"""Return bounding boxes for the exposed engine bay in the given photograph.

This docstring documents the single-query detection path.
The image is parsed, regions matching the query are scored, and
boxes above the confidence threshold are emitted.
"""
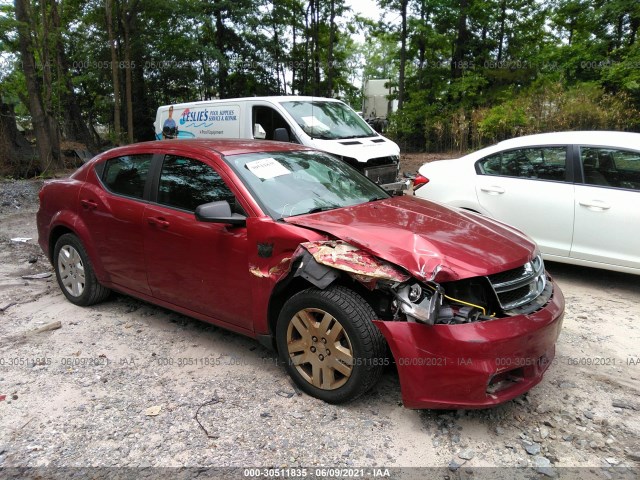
[294,240,553,325]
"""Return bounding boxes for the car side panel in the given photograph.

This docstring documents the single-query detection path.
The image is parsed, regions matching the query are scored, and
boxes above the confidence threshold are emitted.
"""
[246,217,327,335]
[78,178,151,295]
[415,160,481,210]
[37,180,82,259]
[475,177,575,257]
[143,202,253,328]
[572,184,640,269]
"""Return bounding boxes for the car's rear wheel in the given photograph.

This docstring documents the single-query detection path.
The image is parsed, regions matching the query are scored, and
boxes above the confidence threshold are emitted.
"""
[276,286,386,403]
[53,233,110,306]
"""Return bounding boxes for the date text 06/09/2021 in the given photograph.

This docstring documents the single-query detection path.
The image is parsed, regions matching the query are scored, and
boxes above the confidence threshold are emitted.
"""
[243,468,391,478]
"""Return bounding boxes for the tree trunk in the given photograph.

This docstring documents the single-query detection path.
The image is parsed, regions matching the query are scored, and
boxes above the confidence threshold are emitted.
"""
[327,0,336,97]
[417,0,427,83]
[398,0,408,109]
[14,0,60,172]
[314,0,321,95]
[303,3,310,93]
[0,103,19,170]
[628,13,638,46]
[123,12,134,143]
[50,0,97,152]
[497,0,506,62]
[271,8,284,95]
[451,0,470,79]
[291,22,297,94]
[106,0,122,145]
[310,0,321,96]
[214,8,228,98]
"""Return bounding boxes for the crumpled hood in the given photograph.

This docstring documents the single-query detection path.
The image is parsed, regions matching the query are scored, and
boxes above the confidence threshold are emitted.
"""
[285,196,537,282]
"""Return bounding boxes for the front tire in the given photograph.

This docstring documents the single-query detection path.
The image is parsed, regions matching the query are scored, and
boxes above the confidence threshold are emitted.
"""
[276,286,386,404]
[53,233,110,306]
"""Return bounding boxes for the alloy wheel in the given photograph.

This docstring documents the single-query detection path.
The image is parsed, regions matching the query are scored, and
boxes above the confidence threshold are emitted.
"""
[57,245,86,297]
[286,308,354,390]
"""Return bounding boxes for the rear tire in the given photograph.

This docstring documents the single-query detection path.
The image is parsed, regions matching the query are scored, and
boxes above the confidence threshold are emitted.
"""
[53,233,110,306]
[276,285,386,403]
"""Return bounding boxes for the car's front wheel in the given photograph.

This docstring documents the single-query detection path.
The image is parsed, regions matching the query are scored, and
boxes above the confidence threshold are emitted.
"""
[276,286,386,403]
[53,233,110,306]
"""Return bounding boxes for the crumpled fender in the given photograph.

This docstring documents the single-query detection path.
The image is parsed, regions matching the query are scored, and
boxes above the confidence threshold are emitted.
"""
[300,240,410,285]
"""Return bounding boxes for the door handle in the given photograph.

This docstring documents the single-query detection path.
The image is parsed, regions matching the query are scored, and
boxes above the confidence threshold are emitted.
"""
[480,186,505,195]
[80,199,98,210]
[147,216,170,228]
[579,200,611,211]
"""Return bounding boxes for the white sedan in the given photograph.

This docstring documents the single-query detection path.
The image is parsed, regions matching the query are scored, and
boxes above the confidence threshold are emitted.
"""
[413,131,640,275]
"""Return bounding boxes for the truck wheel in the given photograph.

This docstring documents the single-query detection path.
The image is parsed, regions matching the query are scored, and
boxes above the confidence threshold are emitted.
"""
[276,286,386,403]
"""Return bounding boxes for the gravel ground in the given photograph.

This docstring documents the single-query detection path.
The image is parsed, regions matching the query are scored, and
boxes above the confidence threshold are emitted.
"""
[0,178,639,479]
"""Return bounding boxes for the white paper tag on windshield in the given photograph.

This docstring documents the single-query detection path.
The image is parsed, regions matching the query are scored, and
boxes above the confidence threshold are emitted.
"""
[301,116,330,131]
[246,158,290,179]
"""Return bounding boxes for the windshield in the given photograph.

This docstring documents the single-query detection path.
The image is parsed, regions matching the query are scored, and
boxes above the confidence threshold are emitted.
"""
[226,150,389,219]
[281,101,376,140]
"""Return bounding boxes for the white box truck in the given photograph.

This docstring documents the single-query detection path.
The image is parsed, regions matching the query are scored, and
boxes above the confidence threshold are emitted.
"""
[154,96,406,192]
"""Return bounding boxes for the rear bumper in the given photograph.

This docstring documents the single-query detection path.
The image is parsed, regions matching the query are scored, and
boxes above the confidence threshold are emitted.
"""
[374,280,565,409]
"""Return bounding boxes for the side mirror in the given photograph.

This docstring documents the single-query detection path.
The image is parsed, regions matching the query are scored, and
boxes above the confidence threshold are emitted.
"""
[195,200,246,227]
[253,123,266,140]
[274,128,290,142]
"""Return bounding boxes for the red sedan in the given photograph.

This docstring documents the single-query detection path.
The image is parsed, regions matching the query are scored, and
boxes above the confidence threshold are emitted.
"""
[37,139,564,409]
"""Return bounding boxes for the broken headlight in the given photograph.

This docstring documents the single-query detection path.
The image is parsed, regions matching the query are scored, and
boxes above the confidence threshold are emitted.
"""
[392,280,494,325]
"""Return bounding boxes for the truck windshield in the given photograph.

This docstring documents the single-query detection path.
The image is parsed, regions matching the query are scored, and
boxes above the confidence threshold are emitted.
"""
[281,101,376,140]
[226,150,389,219]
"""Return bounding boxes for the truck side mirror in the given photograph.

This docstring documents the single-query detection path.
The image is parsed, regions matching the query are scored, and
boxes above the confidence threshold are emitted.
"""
[274,128,290,142]
[253,124,266,140]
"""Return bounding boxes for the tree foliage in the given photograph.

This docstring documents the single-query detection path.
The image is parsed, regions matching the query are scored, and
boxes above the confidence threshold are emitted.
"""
[376,0,640,151]
[1,0,640,176]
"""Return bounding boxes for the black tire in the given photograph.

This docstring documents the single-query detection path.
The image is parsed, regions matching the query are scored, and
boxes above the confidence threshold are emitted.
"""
[276,285,386,404]
[53,233,110,306]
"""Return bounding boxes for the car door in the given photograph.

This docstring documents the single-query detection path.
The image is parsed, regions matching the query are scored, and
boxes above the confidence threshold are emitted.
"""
[79,153,153,295]
[474,146,575,257]
[572,146,640,270]
[143,153,252,329]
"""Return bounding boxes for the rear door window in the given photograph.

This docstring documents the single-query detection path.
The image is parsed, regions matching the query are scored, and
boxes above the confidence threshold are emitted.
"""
[102,155,152,199]
[477,147,567,181]
[580,147,640,190]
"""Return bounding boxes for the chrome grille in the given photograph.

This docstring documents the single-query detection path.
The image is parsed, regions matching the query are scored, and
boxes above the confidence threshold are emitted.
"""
[487,255,547,311]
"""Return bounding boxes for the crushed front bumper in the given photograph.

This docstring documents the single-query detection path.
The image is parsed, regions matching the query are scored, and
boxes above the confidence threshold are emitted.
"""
[374,279,565,409]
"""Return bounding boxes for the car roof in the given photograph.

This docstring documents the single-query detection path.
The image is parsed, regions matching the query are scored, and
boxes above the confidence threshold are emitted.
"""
[455,130,640,162]
[97,139,313,159]
[495,131,640,149]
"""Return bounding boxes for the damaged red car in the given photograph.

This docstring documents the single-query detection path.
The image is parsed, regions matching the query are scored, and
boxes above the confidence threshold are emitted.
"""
[37,139,564,409]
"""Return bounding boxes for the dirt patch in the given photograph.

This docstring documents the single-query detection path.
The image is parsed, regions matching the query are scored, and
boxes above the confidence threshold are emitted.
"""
[400,152,461,176]
[0,179,638,476]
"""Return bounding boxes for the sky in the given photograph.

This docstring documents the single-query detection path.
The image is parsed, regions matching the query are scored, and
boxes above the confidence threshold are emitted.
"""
[347,0,384,22]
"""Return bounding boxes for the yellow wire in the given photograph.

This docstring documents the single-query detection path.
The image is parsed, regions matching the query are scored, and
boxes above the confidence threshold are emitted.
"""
[423,283,487,316]
[442,294,487,316]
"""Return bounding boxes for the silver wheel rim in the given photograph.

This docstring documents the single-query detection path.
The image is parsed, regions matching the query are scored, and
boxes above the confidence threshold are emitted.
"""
[57,245,86,297]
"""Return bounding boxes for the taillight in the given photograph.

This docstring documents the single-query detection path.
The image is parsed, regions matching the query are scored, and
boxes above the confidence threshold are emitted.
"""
[412,174,430,190]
